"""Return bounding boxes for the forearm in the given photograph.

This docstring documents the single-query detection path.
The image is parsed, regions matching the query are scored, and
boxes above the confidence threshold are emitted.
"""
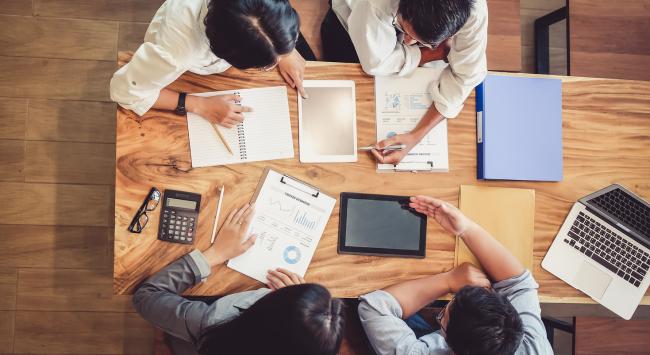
[383,273,451,319]
[460,223,525,282]
[410,105,445,141]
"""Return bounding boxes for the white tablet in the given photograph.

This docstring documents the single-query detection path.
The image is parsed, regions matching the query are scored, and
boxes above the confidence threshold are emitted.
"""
[298,80,357,163]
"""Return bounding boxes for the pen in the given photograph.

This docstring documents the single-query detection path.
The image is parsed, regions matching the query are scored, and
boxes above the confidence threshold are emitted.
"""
[358,144,406,152]
[210,185,225,244]
[211,124,234,155]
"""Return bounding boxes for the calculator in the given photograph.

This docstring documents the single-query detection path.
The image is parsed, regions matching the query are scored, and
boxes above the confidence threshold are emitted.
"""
[157,189,201,245]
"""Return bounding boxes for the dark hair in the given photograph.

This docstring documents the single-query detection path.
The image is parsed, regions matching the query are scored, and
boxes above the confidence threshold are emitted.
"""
[198,284,345,355]
[204,0,300,69]
[445,286,523,355]
[397,0,474,47]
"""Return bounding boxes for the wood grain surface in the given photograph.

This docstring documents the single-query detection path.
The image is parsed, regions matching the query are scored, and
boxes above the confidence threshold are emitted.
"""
[569,0,650,80]
[575,317,650,354]
[114,52,650,304]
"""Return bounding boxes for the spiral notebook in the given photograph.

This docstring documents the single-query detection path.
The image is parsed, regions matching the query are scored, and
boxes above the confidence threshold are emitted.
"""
[187,86,294,167]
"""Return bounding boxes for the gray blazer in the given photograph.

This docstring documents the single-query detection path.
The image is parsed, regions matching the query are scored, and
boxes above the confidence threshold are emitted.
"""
[133,250,271,354]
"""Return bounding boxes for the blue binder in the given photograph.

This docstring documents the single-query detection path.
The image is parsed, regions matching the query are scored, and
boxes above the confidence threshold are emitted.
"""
[476,75,563,181]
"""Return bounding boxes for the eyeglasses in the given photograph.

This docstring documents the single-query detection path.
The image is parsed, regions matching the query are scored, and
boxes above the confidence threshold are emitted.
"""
[392,14,435,49]
[128,187,161,233]
[435,300,450,334]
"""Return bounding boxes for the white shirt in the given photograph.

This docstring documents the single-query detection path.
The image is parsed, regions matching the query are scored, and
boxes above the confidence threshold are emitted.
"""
[110,0,230,116]
[332,0,488,118]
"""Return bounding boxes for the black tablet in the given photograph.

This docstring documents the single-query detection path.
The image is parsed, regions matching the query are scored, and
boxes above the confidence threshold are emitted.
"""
[338,192,427,258]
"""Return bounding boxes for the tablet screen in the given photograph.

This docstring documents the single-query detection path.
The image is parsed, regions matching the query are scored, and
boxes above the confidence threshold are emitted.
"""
[301,86,355,156]
[339,193,426,257]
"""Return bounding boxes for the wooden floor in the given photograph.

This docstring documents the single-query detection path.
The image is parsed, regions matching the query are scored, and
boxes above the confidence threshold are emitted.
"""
[0,0,583,353]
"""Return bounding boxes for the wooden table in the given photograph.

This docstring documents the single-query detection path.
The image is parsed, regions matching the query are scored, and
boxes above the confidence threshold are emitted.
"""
[114,53,650,304]
[569,0,650,81]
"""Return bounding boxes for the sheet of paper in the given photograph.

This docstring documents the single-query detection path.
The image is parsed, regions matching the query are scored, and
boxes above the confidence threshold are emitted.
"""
[375,67,449,172]
[455,185,535,271]
[227,170,336,283]
[187,86,294,167]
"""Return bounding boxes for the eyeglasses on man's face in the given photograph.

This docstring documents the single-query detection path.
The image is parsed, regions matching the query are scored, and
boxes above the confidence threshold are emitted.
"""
[392,14,436,49]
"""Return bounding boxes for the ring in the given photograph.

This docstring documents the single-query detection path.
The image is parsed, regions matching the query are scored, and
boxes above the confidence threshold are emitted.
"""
[237,221,242,225]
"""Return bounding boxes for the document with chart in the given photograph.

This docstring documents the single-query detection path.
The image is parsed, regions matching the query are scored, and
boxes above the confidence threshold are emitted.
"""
[227,168,336,283]
[375,67,449,172]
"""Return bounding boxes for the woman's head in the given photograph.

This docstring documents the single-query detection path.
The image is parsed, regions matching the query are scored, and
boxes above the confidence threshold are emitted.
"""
[442,286,523,355]
[198,284,345,355]
[204,0,300,69]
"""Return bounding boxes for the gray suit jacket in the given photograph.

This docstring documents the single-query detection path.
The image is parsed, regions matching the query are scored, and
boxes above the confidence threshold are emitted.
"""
[133,250,271,354]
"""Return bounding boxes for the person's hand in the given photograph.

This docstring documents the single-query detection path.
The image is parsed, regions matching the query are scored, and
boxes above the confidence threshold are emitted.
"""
[419,38,452,65]
[409,195,474,236]
[370,133,420,164]
[444,262,491,293]
[202,203,256,267]
[277,49,307,98]
[186,94,253,128]
[266,268,306,290]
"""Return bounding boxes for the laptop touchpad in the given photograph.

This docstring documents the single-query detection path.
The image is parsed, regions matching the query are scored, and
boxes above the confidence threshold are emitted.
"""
[573,261,612,299]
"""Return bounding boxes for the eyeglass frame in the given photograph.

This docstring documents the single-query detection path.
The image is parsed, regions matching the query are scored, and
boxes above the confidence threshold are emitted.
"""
[391,14,436,49]
[128,187,161,233]
[435,299,451,334]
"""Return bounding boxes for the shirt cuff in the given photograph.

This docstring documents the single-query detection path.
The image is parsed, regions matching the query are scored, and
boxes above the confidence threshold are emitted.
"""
[185,249,212,283]
[359,290,403,318]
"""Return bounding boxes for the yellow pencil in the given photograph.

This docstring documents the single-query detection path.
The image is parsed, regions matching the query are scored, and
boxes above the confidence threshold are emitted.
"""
[211,124,234,155]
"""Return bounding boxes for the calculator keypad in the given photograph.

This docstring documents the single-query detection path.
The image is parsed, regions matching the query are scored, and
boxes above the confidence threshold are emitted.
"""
[159,209,196,244]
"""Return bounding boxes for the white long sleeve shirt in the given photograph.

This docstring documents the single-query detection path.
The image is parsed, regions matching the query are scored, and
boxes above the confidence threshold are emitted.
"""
[332,0,488,118]
[110,0,230,116]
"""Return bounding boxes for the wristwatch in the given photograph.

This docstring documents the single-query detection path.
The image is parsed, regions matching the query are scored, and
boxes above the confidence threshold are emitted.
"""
[174,92,187,115]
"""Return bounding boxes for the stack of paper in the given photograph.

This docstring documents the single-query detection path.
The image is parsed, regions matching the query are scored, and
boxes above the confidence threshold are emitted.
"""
[455,185,535,271]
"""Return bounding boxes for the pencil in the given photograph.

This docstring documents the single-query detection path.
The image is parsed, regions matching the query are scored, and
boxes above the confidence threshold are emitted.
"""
[210,185,225,244]
[211,124,234,155]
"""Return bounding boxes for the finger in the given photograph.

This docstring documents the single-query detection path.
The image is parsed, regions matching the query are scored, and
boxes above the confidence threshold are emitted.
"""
[232,203,249,224]
[280,70,295,88]
[227,113,245,122]
[224,207,238,225]
[239,105,253,113]
[269,269,293,285]
[240,234,257,251]
[266,273,286,289]
[370,149,386,163]
[220,94,240,102]
[376,136,399,149]
[266,283,277,291]
[277,268,302,284]
[379,151,400,164]
[231,104,253,113]
[414,195,445,208]
[224,119,240,127]
[294,78,308,99]
[298,275,306,283]
[241,204,256,229]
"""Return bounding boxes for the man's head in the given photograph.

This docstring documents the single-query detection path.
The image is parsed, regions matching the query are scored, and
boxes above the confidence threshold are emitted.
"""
[441,286,524,355]
[397,0,474,48]
[204,0,299,69]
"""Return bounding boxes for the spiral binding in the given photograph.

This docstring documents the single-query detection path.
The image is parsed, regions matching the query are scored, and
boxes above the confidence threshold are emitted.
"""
[234,91,247,160]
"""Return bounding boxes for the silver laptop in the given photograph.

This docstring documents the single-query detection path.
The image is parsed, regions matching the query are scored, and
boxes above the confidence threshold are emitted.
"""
[542,184,650,319]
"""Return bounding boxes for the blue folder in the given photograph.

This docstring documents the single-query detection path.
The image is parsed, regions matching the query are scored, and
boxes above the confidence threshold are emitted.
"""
[476,74,563,181]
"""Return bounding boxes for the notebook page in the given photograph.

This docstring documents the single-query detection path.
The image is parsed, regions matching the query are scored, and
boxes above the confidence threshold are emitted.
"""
[186,87,294,167]
[234,87,294,162]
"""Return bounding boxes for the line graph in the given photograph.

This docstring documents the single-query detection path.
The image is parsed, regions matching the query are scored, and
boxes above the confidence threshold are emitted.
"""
[267,197,296,215]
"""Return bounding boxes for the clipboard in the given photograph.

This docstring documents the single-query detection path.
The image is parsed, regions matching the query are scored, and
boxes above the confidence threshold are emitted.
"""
[228,167,336,283]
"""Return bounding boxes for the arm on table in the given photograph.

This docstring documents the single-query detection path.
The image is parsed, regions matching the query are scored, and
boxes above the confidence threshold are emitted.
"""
[410,196,524,282]
[132,204,257,342]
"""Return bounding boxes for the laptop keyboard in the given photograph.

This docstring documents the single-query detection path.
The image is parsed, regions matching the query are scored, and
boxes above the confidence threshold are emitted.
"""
[564,211,649,287]
[590,188,650,238]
